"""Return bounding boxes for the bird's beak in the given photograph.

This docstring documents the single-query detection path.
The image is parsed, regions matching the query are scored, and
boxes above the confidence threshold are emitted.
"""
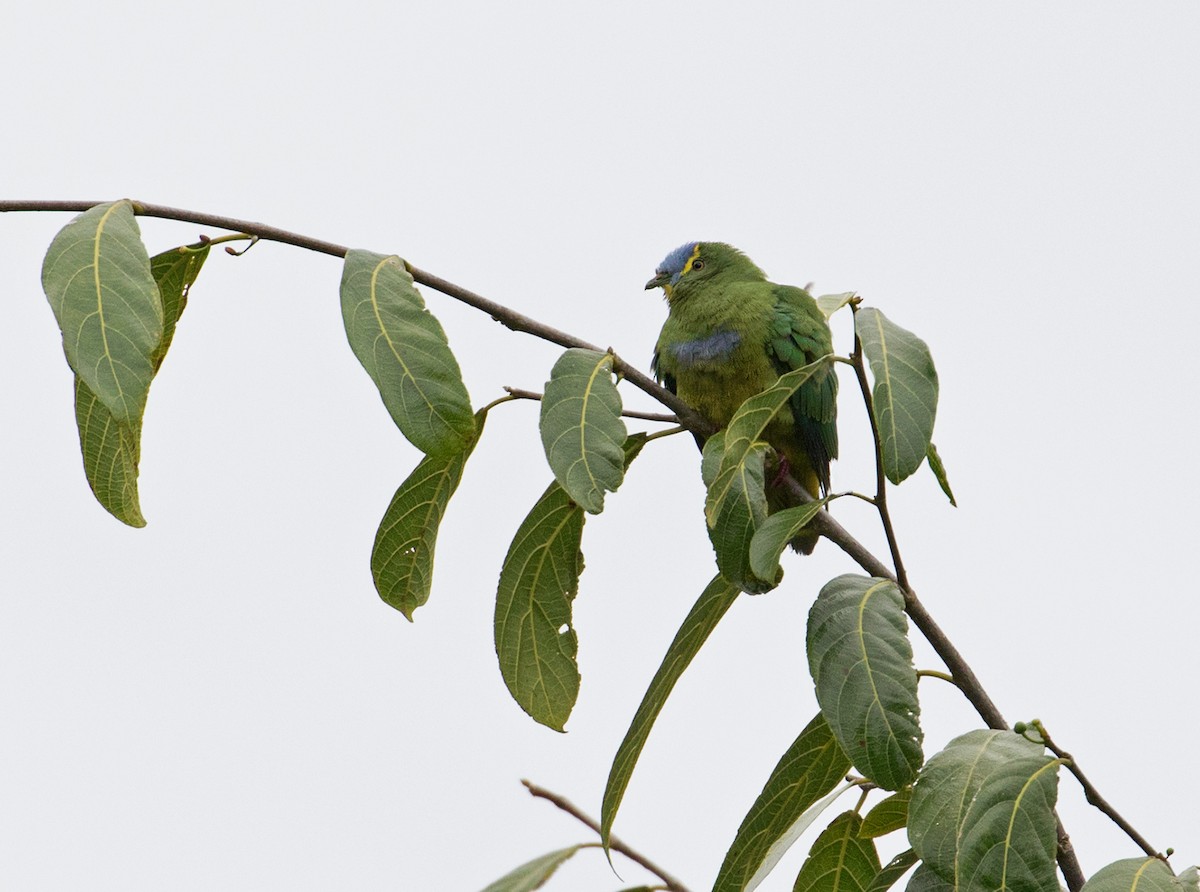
[645,273,669,290]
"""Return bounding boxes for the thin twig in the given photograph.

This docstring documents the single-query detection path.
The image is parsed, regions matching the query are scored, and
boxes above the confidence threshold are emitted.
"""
[521,780,691,892]
[1030,721,1164,861]
[503,386,679,424]
[848,307,909,591]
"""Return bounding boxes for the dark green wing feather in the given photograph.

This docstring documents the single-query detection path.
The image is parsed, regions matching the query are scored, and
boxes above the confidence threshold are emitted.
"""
[650,349,677,395]
[767,285,839,493]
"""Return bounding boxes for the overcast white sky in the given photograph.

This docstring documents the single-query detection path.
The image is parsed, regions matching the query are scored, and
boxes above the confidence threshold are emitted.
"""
[2,3,1198,890]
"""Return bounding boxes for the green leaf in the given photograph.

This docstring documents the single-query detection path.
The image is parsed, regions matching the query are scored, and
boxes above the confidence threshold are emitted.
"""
[149,242,208,370]
[705,357,830,524]
[494,479,584,731]
[817,292,856,319]
[748,497,830,582]
[700,358,829,593]
[340,249,475,455]
[855,308,937,485]
[908,730,1061,892]
[372,411,486,620]
[792,811,882,892]
[1081,859,1190,892]
[705,436,774,593]
[905,864,955,892]
[496,435,647,730]
[539,348,628,514]
[713,713,853,892]
[42,200,164,422]
[601,573,740,851]
[74,378,145,527]
[478,846,582,892]
[860,789,911,839]
[866,850,920,892]
[925,443,956,507]
[72,242,210,527]
[807,575,923,790]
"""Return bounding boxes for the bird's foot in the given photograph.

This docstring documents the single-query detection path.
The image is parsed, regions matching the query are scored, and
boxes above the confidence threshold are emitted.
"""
[770,452,792,488]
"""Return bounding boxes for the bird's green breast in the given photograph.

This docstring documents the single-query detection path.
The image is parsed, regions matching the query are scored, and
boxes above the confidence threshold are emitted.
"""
[654,282,782,427]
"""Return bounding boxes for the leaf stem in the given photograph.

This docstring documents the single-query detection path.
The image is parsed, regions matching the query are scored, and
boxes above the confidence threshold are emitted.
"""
[503,386,679,424]
[915,669,959,687]
[479,393,519,415]
[521,779,691,892]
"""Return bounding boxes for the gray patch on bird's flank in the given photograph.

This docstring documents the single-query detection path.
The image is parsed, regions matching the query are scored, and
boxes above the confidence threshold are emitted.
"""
[670,330,741,366]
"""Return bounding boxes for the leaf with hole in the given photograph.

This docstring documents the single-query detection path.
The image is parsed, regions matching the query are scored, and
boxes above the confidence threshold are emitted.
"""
[372,411,486,620]
[908,730,1060,892]
[539,348,627,514]
[713,713,852,892]
[43,200,164,422]
[340,249,475,455]
[807,575,923,790]
[855,308,937,485]
[601,573,740,852]
[496,435,646,730]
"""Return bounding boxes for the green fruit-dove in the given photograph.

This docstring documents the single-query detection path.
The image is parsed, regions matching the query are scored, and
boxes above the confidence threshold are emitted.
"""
[647,242,838,553]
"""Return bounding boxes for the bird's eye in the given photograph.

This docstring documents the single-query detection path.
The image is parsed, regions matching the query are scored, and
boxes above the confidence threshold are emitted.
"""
[692,260,705,270]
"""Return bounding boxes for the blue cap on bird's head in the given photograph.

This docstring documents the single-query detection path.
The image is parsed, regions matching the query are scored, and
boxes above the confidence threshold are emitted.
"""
[645,241,700,292]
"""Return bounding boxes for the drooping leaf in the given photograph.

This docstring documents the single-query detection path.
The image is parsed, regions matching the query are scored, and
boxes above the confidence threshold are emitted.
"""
[905,864,955,892]
[705,357,830,524]
[748,497,830,582]
[792,811,882,892]
[496,435,647,730]
[925,443,956,507]
[1080,859,1189,892]
[866,850,920,892]
[372,411,486,620]
[908,730,1061,892]
[74,378,145,526]
[478,846,582,892]
[601,573,740,851]
[73,241,210,527]
[494,478,584,732]
[860,789,911,839]
[807,575,923,790]
[42,200,164,422]
[706,437,774,593]
[149,242,209,369]
[817,292,856,319]
[539,348,627,514]
[855,308,937,485]
[713,713,852,892]
[340,249,475,455]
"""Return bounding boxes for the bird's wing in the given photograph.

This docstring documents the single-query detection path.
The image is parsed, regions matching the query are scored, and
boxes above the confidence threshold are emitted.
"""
[767,285,839,493]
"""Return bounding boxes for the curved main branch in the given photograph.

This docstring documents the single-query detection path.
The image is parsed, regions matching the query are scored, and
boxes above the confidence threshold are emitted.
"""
[10,198,1151,890]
